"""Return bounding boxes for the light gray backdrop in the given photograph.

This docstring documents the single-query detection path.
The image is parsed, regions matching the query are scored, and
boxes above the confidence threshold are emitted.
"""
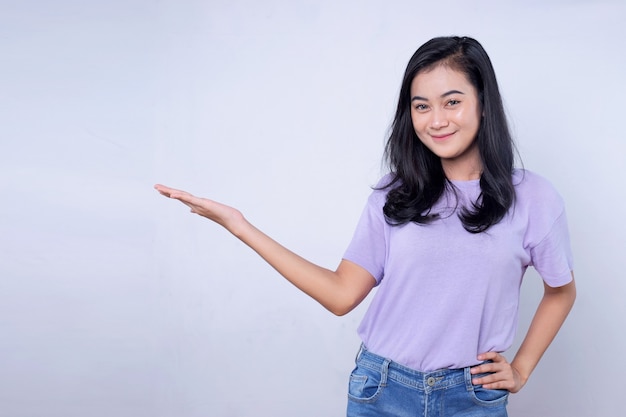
[1,0,624,416]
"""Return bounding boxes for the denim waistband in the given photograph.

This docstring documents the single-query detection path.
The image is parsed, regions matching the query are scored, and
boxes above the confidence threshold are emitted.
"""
[355,344,474,392]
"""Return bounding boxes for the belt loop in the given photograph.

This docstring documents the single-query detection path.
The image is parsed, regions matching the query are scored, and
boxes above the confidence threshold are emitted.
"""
[380,358,390,387]
[355,343,365,363]
[464,366,474,391]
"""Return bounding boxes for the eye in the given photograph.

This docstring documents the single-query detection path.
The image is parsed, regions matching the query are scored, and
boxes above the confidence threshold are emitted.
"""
[414,103,429,112]
[446,99,461,106]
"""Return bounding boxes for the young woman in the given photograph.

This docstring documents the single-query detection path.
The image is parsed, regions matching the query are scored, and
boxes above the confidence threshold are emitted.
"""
[155,36,576,416]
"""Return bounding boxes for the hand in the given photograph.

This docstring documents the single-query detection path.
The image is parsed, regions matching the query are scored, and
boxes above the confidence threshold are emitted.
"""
[154,184,244,231]
[470,352,525,393]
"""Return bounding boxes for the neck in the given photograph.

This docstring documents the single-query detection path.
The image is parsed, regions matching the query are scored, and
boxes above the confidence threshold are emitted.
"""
[442,162,482,181]
[441,143,483,181]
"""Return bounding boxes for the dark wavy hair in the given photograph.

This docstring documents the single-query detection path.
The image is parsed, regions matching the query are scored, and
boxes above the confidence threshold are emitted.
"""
[382,36,516,233]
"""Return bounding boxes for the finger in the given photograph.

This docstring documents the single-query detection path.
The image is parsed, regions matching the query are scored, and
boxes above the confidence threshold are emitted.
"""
[471,354,499,375]
[470,352,510,381]
[172,193,204,207]
[162,189,195,202]
[154,184,176,193]
[471,370,509,387]
[470,362,495,376]
[154,184,192,198]
[477,351,502,362]
[481,380,512,390]
[154,184,179,198]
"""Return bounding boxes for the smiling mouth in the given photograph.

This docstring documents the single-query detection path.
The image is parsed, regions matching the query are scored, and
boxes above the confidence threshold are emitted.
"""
[431,132,455,140]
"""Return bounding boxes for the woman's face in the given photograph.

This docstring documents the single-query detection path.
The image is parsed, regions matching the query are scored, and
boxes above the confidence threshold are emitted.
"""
[409,65,482,180]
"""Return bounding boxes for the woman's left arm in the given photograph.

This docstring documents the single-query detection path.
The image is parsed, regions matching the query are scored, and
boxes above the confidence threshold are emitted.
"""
[470,273,577,393]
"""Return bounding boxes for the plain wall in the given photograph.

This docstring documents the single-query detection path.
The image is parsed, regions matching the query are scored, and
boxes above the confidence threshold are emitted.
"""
[1,0,625,416]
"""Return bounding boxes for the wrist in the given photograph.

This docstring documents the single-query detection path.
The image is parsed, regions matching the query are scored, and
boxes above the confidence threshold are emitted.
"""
[510,361,530,387]
[228,213,250,238]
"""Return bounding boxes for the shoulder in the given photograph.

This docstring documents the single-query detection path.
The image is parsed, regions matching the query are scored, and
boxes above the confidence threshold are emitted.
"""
[367,173,395,204]
[374,173,396,189]
[512,169,567,225]
[513,169,565,206]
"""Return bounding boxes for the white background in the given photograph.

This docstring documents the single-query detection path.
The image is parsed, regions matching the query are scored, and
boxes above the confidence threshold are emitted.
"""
[1,0,625,416]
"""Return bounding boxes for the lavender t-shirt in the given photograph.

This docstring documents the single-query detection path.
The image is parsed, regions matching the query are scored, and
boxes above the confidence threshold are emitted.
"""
[343,169,573,372]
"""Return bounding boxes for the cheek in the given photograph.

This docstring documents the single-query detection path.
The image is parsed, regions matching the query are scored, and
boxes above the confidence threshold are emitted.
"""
[410,112,426,133]
[454,107,468,121]
[411,120,428,145]
[456,107,480,129]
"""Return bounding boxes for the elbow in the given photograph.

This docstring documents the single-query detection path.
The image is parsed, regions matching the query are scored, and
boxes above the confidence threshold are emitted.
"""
[321,270,374,316]
[327,303,356,317]
[326,297,361,316]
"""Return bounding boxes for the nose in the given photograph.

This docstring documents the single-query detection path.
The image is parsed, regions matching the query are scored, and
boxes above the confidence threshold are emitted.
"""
[430,109,449,129]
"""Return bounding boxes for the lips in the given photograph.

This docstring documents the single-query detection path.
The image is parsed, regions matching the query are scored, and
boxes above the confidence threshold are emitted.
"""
[430,132,456,141]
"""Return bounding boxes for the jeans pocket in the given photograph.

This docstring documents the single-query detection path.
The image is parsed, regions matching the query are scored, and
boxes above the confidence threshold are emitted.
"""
[469,384,509,407]
[347,365,385,403]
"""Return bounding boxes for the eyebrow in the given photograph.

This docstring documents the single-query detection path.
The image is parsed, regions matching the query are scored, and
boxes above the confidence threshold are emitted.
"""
[411,90,465,102]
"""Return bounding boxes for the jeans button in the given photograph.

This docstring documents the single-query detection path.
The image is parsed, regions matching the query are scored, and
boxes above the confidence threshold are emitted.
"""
[427,377,436,386]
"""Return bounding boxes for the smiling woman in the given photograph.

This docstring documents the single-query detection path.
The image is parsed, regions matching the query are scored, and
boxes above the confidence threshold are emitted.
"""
[382,37,517,235]
[156,36,576,417]
[409,66,482,180]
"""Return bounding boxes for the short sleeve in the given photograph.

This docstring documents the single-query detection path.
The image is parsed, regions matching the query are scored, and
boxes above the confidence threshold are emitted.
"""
[515,170,574,287]
[342,189,388,284]
[529,208,574,287]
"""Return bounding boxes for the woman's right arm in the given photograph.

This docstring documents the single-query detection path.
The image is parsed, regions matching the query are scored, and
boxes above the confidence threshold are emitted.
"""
[154,184,377,316]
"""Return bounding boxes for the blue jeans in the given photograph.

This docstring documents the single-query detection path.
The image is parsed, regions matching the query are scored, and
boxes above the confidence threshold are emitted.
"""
[347,345,508,417]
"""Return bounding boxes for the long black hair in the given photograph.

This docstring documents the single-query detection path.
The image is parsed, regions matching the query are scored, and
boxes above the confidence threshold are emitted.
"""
[382,36,516,233]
